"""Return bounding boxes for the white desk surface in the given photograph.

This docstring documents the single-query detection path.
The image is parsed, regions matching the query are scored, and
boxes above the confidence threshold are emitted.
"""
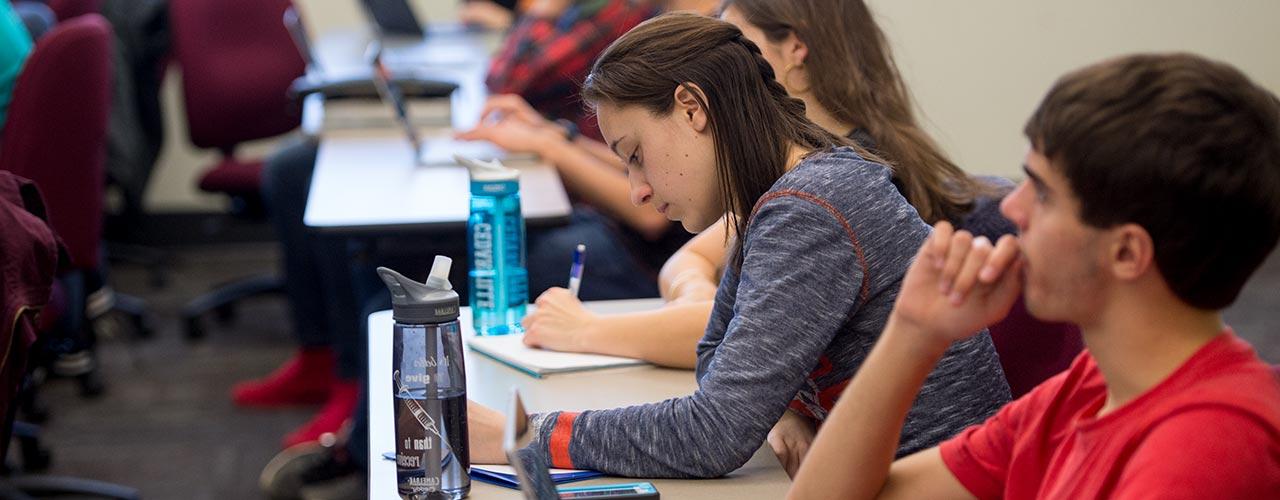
[303,130,572,234]
[367,299,791,499]
[304,28,571,235]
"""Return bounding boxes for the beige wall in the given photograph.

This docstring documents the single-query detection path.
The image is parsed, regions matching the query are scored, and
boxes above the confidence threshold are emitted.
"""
[869,0,1280,177]
[145,0,1280,210]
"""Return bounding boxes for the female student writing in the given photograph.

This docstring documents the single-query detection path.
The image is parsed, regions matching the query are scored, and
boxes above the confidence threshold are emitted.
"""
[465,13,1009,477]
[519,0,1015,367]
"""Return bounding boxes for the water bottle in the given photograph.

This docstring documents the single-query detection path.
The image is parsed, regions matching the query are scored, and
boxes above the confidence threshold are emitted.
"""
[378,257,470,500]
[460,156,528,336]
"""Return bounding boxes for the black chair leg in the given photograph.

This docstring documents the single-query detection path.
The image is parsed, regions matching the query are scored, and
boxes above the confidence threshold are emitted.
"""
[6,475,140,500]
[182,274,285,339]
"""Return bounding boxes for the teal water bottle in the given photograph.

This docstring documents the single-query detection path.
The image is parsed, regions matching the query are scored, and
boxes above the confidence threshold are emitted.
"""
[459,156,528,336]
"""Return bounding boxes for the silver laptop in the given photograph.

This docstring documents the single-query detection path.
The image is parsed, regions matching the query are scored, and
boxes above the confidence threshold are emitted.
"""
[368,50,511,166]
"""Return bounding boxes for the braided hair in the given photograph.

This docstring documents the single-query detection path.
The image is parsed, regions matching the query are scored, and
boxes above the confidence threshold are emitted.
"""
[582,12,866,269]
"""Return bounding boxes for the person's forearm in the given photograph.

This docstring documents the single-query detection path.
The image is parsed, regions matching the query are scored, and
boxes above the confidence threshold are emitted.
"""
[542,139,670,239]
[579,301,712,369]
[658,220,729,301]
[788,315,952,500]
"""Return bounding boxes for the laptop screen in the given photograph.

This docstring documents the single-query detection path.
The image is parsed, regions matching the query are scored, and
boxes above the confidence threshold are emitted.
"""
[360,0,426,38]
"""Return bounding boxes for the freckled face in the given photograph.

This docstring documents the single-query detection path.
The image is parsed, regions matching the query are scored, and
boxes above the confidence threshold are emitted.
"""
[595,102,723,233]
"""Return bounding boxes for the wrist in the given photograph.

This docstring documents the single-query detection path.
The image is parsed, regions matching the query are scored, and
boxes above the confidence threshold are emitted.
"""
[554,118,580,142]
[571,311,603,353]
[536,131,573,163]
[883,313,954,360]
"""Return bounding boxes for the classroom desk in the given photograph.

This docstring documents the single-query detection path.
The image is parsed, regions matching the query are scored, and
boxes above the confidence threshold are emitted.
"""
[367,299,792,499]
[312,25,497,130]
[303,129,572,235]
[303,26,573,235]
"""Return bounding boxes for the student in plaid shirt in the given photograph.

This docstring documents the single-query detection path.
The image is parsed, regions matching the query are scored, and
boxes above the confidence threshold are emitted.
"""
[486,0,658,140]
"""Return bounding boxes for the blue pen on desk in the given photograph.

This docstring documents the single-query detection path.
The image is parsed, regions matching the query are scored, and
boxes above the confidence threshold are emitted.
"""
[568,244,586,298]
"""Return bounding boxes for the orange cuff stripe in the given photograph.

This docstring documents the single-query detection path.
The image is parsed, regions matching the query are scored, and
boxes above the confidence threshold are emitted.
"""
[549,412,579,469]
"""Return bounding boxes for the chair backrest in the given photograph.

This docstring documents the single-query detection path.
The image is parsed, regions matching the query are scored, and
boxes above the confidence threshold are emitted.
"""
[987,298,1085,398]
[169,0,305,151]
[43,0,103,21]
[0,14,112,271]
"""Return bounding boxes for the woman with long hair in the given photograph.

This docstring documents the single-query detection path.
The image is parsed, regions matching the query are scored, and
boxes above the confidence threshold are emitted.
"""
[521,0,1015,365]
[467,13,1009,478]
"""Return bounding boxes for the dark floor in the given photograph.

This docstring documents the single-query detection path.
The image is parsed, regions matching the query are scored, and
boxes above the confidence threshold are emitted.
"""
[16,240,1280,499]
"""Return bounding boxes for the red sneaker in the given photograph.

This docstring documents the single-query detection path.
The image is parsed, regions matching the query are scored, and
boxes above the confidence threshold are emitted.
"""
[232,348,337,407]
[282,380,360,448]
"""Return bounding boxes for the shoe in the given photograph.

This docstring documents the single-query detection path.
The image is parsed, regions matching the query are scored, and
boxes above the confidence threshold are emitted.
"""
[259,442,329,500]
[299,472,366,500]
[260,440,363,500]
[233,348,337,407]
[282,380,360,448]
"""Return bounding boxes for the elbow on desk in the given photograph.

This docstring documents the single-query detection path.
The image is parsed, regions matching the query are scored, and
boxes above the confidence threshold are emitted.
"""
[661,432,760,479]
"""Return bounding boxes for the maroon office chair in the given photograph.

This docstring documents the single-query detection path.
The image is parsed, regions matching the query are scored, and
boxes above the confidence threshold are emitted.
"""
[42,0,102,21]
[987,298,1084,398]
[0,16,139,499]
[170,0,306,338]
[0,12,118,396]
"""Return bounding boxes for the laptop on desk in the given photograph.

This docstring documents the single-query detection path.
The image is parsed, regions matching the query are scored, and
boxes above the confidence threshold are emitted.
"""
[371,50,519,166]
[360,0,425,38]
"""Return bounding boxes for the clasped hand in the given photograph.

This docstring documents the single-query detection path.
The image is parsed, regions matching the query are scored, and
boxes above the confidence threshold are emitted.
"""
[891,221,1025,345]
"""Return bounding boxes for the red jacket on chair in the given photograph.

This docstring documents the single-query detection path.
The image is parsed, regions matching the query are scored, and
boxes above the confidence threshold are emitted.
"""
[0,171,61,423]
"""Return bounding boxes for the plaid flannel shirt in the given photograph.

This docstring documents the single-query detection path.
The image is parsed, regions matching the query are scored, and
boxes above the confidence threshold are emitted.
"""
[486,0,656,140]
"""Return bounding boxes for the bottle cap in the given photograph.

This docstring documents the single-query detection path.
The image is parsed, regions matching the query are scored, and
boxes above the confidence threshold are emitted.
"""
[455,154,519,182]
[377,257,459,324]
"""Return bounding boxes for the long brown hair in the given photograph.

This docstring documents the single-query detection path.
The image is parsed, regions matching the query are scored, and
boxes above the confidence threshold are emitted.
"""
[580,12,852,268]
[723,0,986,224]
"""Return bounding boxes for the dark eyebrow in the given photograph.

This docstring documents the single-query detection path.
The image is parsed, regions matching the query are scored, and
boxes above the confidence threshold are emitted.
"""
[1022,164,1049,192]
[608,136,627,157]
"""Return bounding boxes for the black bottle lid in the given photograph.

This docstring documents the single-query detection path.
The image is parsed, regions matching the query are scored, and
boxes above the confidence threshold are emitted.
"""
[377,256,459,324]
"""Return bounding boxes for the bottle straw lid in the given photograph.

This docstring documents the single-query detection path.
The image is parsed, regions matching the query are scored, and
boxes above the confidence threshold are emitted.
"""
[377,257,459,324]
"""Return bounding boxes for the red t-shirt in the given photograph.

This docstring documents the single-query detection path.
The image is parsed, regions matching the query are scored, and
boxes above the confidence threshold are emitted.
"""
[940,331,1280,499]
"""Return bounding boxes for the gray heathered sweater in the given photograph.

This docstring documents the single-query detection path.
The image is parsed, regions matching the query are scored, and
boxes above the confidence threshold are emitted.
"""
[526,147,1010,478]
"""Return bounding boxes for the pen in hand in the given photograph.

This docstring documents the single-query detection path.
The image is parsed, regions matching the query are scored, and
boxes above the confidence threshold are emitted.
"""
[568,244,586,298]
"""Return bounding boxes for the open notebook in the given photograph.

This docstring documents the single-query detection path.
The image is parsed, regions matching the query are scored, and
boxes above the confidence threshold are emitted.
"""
[466,334,647,378]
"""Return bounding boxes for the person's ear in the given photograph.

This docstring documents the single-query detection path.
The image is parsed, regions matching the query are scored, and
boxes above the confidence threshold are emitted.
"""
[673,83,709,133]
[1108,223,1155,281]
[782,32,808,67]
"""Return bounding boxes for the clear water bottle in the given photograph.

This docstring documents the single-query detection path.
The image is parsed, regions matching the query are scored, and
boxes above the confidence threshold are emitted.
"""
[460,156,528,336]
[378,257,470,500]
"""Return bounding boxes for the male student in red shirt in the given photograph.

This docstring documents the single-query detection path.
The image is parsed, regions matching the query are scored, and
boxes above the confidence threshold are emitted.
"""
[787,52,1280,499]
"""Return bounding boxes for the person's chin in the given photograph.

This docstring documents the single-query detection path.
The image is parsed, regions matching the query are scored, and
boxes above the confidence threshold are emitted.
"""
[679,216,713,234]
